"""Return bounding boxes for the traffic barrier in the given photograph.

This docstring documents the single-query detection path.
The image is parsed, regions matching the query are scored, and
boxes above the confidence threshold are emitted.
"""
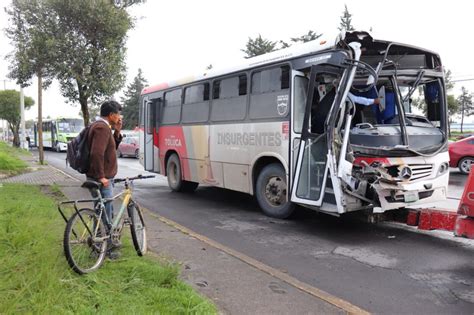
[454,217,474,239]
[457,166,474,217]
[418,209,457,231]
[406,210,419,226]
[455,167,474,239]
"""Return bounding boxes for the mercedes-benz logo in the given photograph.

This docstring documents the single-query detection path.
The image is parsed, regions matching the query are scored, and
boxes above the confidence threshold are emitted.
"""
[400,166,412,180]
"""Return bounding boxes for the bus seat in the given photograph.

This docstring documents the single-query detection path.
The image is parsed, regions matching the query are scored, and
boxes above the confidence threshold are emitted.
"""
[379,91,396,123]
[360,105,378,125]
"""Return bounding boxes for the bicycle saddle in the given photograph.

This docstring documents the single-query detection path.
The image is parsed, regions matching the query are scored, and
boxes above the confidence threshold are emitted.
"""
[81,180,102,190]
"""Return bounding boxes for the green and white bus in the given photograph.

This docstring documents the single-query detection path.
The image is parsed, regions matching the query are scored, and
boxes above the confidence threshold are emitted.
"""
[34,118,84,152]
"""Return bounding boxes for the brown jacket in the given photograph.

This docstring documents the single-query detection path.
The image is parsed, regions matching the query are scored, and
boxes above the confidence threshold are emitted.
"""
[86,120,122,180]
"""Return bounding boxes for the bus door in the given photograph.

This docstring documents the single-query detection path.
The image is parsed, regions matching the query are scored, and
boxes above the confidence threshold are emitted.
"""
[290,64,356,213]
[290,70,307,186]
[143,98,159,172]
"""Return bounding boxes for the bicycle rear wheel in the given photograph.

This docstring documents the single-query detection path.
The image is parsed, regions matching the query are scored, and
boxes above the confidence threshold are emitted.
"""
[63,208,107,274]
[128,201,147,256]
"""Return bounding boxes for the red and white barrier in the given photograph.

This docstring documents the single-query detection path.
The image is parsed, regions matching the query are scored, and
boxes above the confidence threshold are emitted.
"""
[454,167,474,239]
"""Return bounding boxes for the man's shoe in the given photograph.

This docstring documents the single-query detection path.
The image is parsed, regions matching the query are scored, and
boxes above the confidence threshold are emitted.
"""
[107,249,121,260]
[111,239,122,249]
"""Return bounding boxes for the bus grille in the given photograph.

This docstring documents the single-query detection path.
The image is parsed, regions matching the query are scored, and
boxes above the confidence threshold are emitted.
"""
[384,164,433,182]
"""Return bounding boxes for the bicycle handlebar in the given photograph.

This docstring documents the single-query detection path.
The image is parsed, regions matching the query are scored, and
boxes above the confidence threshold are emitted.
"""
[113,174,155,183]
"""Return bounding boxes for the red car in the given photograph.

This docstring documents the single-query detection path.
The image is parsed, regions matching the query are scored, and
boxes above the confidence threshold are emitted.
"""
[117,136,139,158]
[449,136,474,174]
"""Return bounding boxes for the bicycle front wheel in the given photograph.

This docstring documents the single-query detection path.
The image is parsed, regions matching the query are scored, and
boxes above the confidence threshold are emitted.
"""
[128,201,147,256]
[63,208,107,274]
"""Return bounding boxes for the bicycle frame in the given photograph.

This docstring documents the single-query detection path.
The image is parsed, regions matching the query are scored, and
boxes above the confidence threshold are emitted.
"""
[58,185,133,236]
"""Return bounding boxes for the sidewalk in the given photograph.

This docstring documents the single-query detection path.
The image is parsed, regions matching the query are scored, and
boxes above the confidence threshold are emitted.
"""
[1,155,358,315]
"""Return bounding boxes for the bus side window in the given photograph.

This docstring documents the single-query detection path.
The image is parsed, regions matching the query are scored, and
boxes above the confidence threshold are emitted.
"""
[162,89,182,124]
[182,83,210,123]
[250,65,290,119]
[211,74,247,122]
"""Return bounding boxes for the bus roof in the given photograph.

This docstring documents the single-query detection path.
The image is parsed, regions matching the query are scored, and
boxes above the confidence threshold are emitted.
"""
[141,31,440,95]
[141,34,337,95]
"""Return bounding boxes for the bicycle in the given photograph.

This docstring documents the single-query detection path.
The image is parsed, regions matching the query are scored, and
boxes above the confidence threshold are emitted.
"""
[58,174,155,274]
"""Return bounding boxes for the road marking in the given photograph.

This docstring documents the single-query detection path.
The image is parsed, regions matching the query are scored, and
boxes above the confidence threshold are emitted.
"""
[143,208,370,315]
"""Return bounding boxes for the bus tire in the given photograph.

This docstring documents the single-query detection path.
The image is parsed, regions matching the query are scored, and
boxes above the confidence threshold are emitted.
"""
[166,154,198,192]
[256,163,295,219]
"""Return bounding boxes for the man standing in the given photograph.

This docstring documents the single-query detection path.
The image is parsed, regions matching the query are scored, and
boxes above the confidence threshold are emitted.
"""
[86,100,123,257]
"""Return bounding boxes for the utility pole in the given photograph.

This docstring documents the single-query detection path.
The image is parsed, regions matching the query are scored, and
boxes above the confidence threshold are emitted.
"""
[20,87,28,150]
[1,79,10,143]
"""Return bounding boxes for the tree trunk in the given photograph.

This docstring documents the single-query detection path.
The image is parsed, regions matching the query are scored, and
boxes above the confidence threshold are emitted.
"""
[78,81,90,126]
[80,97,89,126]
[12,124,20,147]
[37,74,44,165]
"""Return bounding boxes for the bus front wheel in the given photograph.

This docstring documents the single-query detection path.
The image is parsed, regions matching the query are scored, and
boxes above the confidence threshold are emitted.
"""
[166,154,198,192]
[256,163,295,219]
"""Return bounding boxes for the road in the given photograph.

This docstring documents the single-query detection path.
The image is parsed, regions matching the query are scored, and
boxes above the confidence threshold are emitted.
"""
[43,150,474,315]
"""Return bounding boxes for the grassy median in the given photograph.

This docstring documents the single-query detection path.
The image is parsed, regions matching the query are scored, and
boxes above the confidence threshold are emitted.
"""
[0,183,217,314]
[0,141,28,175]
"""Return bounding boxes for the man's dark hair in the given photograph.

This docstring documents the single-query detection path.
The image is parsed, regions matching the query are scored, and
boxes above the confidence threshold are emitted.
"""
[100,100,122,117]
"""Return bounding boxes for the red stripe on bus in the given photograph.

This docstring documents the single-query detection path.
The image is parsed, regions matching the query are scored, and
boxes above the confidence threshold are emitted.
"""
[158,126,191,180]
[142,83,169,94]
[353,157,390,166]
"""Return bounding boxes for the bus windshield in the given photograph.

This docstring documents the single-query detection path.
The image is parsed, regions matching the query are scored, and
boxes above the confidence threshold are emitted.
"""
[58,119,84,133]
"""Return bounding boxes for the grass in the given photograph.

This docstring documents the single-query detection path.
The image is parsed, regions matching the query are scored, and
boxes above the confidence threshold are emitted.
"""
[0,141,28,175]
[0,184,217,314]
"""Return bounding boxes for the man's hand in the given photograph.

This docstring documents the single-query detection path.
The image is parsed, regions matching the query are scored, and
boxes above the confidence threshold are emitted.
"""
[99,177,110,188]
[114,116,123,133]
[373,98,381,105]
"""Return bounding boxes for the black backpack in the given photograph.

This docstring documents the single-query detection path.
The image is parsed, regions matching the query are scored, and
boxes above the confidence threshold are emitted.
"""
[66,125,92,174]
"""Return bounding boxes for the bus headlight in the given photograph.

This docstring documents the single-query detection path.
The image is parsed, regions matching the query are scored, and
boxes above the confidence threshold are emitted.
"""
[438,162,449,175]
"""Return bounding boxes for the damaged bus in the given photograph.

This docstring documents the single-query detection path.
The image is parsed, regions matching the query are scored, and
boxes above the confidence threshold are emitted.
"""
[140,31,449,218]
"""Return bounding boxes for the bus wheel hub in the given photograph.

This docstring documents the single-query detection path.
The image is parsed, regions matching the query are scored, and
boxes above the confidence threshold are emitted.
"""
[265,177,286,206]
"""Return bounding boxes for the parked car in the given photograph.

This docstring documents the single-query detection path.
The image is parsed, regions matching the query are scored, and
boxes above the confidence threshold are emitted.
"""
[449,136,474,174]
[117,136,139,158]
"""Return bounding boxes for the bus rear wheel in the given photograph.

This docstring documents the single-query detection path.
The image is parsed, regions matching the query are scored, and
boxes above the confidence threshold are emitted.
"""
[166,154,198,192]
[256,163,295,219]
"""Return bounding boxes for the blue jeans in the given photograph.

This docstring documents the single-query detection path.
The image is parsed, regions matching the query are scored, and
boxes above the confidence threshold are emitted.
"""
[87,177,114,225]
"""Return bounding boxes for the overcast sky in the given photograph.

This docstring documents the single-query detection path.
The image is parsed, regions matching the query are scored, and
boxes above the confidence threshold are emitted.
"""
[1,0,473,121]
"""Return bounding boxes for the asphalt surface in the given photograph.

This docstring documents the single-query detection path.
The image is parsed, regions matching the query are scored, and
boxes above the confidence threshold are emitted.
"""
[43,150,474,314]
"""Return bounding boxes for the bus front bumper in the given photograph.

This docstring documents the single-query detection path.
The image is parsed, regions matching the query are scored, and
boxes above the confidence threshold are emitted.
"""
[371,171,449,213]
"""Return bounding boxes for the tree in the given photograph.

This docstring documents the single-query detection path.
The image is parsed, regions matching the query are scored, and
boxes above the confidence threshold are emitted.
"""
[241,34,278,58]
[121,69,148,129]
[50,0,136,126]
[457,87,474,133]
[338,4,355,32]
[5,0,58,164]
[444,69,458,136]
[447,94,459,120]
[111,0,146,8]
[0,90,34,147]
[280,30,323,48]
[445,69,454,91]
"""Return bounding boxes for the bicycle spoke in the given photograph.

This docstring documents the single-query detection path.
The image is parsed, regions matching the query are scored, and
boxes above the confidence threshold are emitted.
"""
[64,209,107,274]
[128,202,147,256]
